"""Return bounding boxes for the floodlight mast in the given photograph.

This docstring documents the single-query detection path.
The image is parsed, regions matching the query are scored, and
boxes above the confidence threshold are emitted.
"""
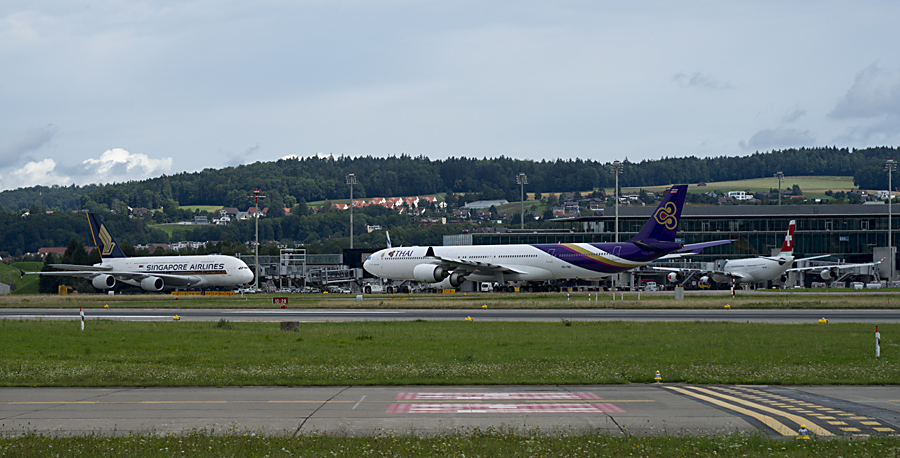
[248,189,266,291]
[775,171,785,206]
[886,159,897,281]
[346,173,357,249]
[610,161,624,242]
[517,172,528,229]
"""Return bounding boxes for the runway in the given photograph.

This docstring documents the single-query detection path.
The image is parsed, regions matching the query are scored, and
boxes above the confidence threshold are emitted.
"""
[3,385,899,437]
[2,307,900,323]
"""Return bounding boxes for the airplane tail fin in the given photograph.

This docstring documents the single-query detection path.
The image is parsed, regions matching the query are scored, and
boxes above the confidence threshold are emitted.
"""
[86,212,127,259]
[627,184,688,243]
[386,231,392,249]
[779,220,795,256]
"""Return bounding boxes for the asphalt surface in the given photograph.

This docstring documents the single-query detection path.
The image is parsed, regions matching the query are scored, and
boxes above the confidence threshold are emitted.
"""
[2,385,899,437]
[2,307,900,323]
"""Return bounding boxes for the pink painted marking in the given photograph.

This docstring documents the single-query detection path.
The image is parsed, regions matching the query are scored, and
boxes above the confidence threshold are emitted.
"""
[394,392,602,400]
[386,403,625,414]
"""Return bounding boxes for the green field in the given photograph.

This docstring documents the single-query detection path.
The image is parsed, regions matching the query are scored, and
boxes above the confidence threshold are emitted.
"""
[3,290,900,309]
[177,205,223,212]
[0,262,41,295]
[614,176,856,195]
[0,320,894,387]
[3,431,897,457]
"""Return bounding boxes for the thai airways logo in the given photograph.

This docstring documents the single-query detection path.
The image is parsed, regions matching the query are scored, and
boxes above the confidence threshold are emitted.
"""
[99,224,116,257]
[654,202,678,229]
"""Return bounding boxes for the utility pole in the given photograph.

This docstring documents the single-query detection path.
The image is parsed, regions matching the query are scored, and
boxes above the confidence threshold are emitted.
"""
[610,161,624,242]
[248,189,265,291]
[517,172,528,230]
[886,159,897,281]
[774,171,784,206]
[346,173,357,249]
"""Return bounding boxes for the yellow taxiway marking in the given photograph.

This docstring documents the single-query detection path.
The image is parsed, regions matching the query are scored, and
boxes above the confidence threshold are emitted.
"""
[684,387,833,437]
[875,427,896,432]
[841,427,861,432]
[861,421,882,426]
[664,386,797,437]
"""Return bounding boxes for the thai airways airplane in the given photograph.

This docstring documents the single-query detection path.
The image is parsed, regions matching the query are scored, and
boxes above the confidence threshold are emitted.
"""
[363,185,731,286]
[28,212,255,291]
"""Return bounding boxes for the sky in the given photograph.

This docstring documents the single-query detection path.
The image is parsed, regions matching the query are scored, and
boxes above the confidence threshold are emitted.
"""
[2,1,900,191]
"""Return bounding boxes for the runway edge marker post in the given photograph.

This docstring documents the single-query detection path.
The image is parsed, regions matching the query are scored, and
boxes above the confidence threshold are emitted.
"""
[876,326,881,357]
[80,307,84,331]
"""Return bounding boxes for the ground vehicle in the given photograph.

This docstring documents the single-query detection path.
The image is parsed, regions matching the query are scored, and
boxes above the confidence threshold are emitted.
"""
[480,282,493,292]
[644,282,658,291]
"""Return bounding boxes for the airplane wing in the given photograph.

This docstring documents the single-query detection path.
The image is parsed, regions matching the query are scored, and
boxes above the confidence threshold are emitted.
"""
[433,255,529,275]
[27,270,203,287]
[48,264,113,271]
[676,239,734,254]
[785,257,885,273]
[651,266,747,281]
[658,239,733,259]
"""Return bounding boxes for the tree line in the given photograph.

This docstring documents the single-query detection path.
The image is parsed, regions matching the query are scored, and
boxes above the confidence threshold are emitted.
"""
[2,146,898,214]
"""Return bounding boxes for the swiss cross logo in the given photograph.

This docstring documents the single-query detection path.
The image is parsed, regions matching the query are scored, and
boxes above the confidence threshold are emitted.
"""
[784,234,792,245]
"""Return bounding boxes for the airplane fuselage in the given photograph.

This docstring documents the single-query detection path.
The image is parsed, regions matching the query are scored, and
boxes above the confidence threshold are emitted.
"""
[100,255,254,289]
[712,256,794,284]
[365,242,681,283]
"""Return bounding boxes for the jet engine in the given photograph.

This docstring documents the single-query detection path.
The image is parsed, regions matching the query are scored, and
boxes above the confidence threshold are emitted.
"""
[449,271,466,287]
[819,269,838,280]
[667,272,683,282]
[412,264,449,283]
[141,276,165,291]
[775,274,788,284]
[92,274,116,290]
[699,275,711,284]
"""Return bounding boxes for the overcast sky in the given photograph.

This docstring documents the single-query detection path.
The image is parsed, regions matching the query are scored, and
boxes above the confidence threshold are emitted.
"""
[2,1,900,191]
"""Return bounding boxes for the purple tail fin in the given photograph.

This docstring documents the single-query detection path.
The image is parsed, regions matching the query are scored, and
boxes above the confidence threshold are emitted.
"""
[627,185,687,243]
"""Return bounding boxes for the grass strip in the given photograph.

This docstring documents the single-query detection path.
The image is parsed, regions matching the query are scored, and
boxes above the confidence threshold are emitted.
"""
[2,430,899,457]
[0,320,896,386]
[4,291,900,309]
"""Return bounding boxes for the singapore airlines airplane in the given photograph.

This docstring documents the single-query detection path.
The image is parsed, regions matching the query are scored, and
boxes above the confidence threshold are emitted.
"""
[363,185,731,286]
[29,212,255,291]
[654,220,884,286]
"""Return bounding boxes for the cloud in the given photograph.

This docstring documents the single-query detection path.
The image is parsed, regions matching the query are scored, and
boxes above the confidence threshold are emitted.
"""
[829,63,900,119]
[0,125,57,165]
[782,107,807,124]
[0,158,70,191]
[741,128,815,151]
[0,148,173,191]
[225,144,260,166]
[79,148,172,178]
[671,72,733,90]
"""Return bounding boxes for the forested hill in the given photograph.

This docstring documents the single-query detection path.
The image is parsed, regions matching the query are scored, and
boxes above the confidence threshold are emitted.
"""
[1,146,898,212]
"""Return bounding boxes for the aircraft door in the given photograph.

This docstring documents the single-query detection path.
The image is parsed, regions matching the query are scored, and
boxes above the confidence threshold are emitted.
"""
[546,249,555,264]
[613,246,622,258]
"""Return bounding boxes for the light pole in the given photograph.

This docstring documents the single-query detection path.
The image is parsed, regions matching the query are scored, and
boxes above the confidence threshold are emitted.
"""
[346,173,357,249]
[774,171,784,206]
[248,189,265,291]
[886,159,896,281]
[517,172,528,230]
[610,161,624,242]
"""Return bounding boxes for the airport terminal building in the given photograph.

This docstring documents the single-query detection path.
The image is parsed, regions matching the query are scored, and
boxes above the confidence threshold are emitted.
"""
[443,203,898,283]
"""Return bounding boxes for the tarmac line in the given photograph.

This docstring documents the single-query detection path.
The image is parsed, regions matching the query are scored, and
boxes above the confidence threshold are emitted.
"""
[664,386,798,437]
[685,386,833,437]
